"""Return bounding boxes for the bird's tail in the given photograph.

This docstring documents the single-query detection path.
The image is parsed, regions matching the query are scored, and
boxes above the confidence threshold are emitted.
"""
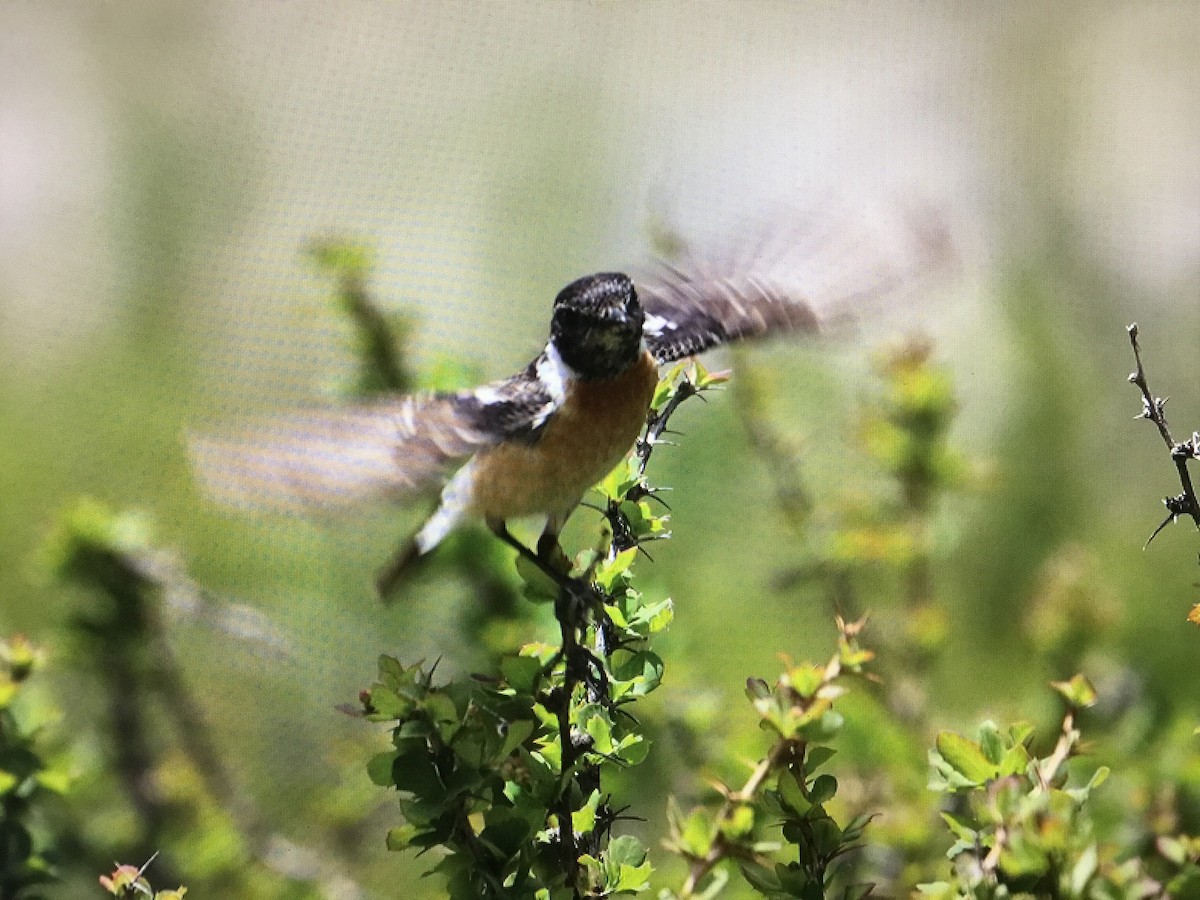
[374,536,428,603]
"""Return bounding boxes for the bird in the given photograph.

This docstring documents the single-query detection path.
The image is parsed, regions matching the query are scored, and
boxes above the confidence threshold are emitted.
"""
[190,201,953,597]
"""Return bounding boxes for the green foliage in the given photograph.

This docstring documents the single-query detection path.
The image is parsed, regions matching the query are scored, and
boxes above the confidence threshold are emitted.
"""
[922,682,1200,899]
[661,618,877,900]
[0,635,66,898]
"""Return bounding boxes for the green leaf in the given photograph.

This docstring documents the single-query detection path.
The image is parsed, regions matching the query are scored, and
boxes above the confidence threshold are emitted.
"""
[803,709,845,742]
[366,752,398,787]
[515,553,561,601]
[614,733,650,765]
[939,812,976,843]
[386,824,421,851]
[572,790,601,835]
[693,362,730,389]
[367,685,412,719]
[500,655,542,694]
[479,812,533,859]
[390,748,443,795]
[841,812,875,843]
[788,664,826,698]
[612,651,664,699]
[745,678,772,701]
[778,769,811,815]
[978,721,1005,765]
[581,705,615,754]
[805,746,837,773]
[678,807,716,856]
[740,861,784,893]
[809,816,842,855]
[497,719,536,760]
[613,860,652,892]
[1050,674,1097,708]
[608,834,646,868]
[642,597,674,633]
[721,803,755,838]
[1007,721,1035,746]
[424,692,459,729]
[595,547,638,591]
[935,731,997,785]
[998,741,1031,777]
[809,774,838,805]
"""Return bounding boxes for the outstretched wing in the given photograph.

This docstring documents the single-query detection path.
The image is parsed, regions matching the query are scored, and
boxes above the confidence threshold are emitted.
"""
[190,357,561,514]
[639,200,955,364]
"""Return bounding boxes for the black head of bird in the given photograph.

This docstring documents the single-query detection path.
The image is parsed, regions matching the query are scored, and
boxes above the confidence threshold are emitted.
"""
[549,272,646,380]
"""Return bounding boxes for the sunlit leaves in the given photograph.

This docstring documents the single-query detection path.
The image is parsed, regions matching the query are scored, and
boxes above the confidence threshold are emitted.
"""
[919,682,1192,899]
[664,619,873,899]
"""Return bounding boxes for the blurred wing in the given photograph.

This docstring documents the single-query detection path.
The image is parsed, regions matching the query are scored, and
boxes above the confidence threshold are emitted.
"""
[190,363,559,513]
[639,199,955,364]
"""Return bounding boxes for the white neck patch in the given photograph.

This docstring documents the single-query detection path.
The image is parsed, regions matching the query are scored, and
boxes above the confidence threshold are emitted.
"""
[538,340,575,402]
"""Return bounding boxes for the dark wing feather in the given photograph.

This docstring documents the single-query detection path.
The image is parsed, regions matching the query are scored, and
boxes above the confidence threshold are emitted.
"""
[189,360,558,513]
[639,199,955,364]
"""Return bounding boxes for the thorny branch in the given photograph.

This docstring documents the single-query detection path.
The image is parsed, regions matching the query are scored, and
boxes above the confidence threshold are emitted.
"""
[606,367,722,556]
[545,371,711,895]
[1127,324,1200,544]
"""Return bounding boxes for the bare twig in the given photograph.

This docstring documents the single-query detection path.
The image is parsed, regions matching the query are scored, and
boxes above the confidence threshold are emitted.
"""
[1127,324,1200,542]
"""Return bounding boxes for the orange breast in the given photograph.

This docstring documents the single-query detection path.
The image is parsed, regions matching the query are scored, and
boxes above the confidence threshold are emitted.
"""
[468,349,659,521]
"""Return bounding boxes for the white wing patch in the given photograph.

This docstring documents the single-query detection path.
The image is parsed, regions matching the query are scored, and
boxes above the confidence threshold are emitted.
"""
[642,313,675,336]
[415,458,477,553]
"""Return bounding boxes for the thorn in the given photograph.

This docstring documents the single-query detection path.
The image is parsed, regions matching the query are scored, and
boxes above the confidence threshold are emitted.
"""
[1144,513,1175,549]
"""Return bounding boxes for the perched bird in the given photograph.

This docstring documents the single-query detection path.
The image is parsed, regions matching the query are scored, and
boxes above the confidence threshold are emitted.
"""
[191,202,952,596]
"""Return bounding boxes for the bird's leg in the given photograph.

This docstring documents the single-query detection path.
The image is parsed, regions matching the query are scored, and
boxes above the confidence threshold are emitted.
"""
[487,518,572,588]
[536,517,574,575]
[536,529,561,562]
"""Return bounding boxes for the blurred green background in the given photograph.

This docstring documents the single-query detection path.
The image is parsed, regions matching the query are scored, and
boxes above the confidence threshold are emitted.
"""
[1,3,1198,897]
